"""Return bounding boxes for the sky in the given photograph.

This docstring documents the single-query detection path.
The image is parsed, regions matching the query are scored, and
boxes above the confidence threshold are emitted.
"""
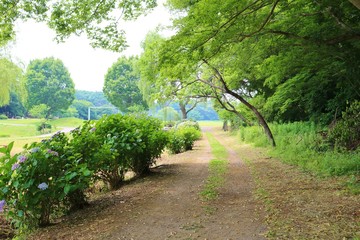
[9,1,172,91]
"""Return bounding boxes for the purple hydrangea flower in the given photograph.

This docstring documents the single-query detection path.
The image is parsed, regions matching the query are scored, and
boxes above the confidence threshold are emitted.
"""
[0,200,5,212]
[17,155,27,163]
[11,163,20,171]
[38,182,48,190]
[47,149,59,156]
[30,147,40,153]
[90,127,96,133]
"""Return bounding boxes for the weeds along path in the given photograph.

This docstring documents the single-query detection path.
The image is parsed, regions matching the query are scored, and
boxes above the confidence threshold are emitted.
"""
[29,126,266,240]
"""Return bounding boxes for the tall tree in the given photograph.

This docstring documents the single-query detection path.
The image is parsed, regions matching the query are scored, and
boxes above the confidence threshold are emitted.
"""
[25,57,75,118]
[0,58,26,107]
[103,56,148,113]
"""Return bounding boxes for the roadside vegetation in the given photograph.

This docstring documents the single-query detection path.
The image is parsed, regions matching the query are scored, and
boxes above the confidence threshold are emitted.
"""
[237,101,360,196]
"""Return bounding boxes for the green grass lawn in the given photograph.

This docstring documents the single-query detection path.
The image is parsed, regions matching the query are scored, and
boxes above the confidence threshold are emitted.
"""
[0,117,84,154]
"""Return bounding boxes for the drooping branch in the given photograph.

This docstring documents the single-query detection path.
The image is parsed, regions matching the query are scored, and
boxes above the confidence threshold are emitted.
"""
[213,89,253,126]
[202,58,276,147]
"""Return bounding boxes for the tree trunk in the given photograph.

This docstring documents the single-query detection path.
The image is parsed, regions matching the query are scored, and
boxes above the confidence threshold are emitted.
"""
[222,120,229,131]
[349,0,360,9]
[179,102,187,119]
[230,93,276,147]
[202,59,276,147]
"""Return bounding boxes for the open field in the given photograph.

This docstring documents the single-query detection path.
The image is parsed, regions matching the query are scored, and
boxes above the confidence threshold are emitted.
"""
[0,117,84,153]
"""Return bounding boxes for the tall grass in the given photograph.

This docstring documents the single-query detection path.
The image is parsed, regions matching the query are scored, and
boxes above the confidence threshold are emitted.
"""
[238,122,360,176]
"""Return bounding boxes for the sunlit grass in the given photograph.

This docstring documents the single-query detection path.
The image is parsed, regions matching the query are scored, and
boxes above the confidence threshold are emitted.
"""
[0,124,38,137]
[238,122,360,176]
[49,117,84,127]
[0,117,84,154]
[200,132,228,201]
[0,137,46,154]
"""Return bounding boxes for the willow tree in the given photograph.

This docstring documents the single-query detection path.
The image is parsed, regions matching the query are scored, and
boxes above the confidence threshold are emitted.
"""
[0,58,26,107]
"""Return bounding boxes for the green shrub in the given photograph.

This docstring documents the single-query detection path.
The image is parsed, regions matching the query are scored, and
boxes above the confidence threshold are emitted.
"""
[0,114,8,119]
[167,121,202,154]
[126,114,168,175]
[37,122,52,133]
[178,127,202,151]
[327,101,360,151]
[167,130,186,154]
[175,119,201,131]
[75,114,169,188]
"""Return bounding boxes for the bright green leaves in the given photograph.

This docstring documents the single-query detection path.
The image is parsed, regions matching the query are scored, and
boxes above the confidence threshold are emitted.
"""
[25,57,75,118]
[0,0,157,51]
[103,56,148,113]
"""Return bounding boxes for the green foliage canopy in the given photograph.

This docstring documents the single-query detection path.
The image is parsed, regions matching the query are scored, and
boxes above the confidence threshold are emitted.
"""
[25,57,75,118]
[0,0,157,51]
[161,0,360,124]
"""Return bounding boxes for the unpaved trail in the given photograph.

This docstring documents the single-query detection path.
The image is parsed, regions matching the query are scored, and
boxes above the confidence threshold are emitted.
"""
[29,127,266,240]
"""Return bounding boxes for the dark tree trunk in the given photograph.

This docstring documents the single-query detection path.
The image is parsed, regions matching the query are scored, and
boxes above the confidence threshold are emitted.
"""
[228,92,276,147]
[349,0,360,9]
[179,102,187,119]
[223,120,229,131]
[202,59,276,147]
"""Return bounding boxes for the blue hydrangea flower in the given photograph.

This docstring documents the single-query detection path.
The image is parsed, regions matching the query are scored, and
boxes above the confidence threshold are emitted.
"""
[0,200,5,212]
[38,182,48,190]
[30,147,40,153]
[17,155,27,163]
[11,163,20,171]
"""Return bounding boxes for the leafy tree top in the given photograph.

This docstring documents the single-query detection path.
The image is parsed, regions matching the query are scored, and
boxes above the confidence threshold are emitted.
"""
[0,0,157,51]
[103,56,148,113]
[25,57,75,117]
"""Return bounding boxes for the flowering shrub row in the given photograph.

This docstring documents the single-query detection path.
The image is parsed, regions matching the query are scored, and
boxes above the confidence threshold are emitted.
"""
[0,114,168,230]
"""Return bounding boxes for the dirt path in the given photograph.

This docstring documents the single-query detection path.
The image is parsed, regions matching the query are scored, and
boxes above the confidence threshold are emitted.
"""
[29,127,266,240]
[211,130,360,239]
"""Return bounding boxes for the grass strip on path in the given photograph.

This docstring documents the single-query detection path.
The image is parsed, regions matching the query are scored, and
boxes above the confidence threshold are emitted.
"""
[200,132,229,201]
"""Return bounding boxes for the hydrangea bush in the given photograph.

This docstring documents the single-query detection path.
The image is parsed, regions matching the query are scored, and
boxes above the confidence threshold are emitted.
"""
[0,114,198,232]
[0,133,93,228]
[167,121,202,153]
